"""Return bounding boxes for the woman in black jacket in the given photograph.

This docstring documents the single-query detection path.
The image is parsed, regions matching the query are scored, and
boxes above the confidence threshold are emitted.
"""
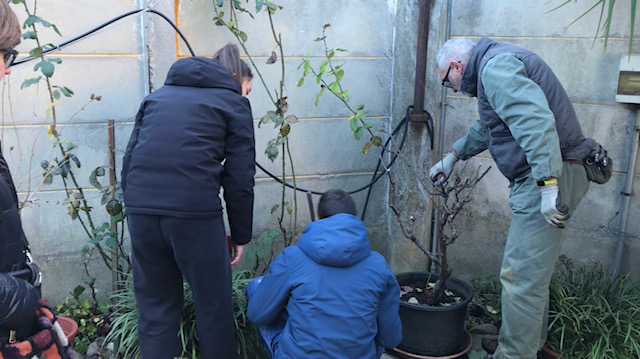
[0,0,42,344]
[122,44,255,359]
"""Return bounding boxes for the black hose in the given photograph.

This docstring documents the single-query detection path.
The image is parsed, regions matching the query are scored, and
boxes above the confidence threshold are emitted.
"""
[12,8,195,67]
[11,6,418,217]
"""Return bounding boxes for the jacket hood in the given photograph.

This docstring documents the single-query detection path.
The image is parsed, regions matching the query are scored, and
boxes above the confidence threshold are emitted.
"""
[459,36,495,97]
[296,213,371,267]
[164,57,240,93]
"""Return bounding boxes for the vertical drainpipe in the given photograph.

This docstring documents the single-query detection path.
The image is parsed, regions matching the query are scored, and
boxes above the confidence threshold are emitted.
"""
[613,110,640,279]
[139,0,151,96]
[430,0,452,272]
[387,0,398,260]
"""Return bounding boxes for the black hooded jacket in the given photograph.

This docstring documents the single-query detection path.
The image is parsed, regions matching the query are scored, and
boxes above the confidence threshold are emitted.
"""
[122,57,256,244]
[0,150,28,273]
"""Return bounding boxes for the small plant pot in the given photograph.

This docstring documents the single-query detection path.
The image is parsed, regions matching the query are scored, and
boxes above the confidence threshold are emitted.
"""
[540,346,564,359]
[57,316,78,345]
[395,272,473,357]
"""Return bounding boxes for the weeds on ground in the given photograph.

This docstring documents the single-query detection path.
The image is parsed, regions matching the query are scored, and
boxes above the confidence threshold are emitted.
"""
[548,256,640,359]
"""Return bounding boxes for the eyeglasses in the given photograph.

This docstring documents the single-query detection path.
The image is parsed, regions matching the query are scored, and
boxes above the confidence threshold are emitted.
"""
[441,66,453,88]
[1,48,18,67]
[441,61,461,89]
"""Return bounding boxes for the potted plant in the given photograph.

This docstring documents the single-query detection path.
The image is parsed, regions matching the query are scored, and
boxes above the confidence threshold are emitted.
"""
[390,165,490,358]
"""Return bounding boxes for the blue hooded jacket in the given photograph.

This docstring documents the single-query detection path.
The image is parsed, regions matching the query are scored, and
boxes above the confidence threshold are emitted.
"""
[247,213,402,359]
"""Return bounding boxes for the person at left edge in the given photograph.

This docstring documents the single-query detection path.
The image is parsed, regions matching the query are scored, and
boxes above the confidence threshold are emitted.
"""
[121,44,256,359]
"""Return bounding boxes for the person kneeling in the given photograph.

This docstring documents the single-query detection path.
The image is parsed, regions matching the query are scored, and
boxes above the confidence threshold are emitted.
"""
[246,189,402,359]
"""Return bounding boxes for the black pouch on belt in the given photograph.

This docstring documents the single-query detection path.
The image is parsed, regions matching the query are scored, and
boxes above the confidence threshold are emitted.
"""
[583,143,613,184]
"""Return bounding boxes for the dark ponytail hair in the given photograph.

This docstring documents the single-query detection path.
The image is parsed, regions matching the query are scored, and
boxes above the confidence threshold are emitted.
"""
[212,44,253,88]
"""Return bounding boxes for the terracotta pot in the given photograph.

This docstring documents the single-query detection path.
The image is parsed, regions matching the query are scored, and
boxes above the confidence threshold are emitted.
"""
[57,315,78,344]
[540,346,564,359]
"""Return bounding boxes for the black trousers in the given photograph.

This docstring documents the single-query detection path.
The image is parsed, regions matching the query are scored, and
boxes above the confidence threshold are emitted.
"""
[128,214,238,359]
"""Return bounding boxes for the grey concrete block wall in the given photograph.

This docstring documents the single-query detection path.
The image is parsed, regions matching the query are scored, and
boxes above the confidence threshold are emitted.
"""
[3,0,640,305]
[430,0,640,283]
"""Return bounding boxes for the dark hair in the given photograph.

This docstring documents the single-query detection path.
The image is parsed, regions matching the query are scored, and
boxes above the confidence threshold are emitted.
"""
[318,189,357,219]
[212,43,253,88]
[0,1,21,49]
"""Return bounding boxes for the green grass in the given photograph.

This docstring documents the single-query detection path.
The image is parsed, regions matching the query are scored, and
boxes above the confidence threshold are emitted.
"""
[548,256,640,359]
[104,271,267,359]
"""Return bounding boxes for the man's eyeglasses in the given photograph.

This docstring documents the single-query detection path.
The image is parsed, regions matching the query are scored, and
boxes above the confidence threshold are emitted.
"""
[441,61,461,89]
[441,66,453,88]
[1,48,18,67]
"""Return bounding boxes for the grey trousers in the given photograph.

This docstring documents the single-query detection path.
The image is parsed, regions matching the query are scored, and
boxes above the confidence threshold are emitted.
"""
[493,162,589,359]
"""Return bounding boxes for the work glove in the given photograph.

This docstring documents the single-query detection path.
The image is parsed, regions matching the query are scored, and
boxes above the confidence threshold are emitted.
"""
[540,182,569,228]
[429,152,458,185]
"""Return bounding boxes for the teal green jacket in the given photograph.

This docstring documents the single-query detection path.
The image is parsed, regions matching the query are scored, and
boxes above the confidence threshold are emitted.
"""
[453,37,593,182]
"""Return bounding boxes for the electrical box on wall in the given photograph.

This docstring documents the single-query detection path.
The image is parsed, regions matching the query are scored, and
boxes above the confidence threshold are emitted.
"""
[616,55,640,104]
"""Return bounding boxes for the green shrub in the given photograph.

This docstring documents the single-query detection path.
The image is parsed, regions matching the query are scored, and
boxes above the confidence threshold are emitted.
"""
[55,290,111,354]
[104,271,267,359]
[548,256,640,359]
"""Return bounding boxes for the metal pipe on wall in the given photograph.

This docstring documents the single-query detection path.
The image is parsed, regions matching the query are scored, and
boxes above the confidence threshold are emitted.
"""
[409,0,431,125]
[613,109,640,279]
[430,0,452,273]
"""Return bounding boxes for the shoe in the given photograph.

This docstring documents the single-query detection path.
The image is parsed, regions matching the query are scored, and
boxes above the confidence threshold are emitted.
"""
[481,334,498,355]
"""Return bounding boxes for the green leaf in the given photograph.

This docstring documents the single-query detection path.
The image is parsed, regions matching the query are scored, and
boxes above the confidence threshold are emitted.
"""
[90,234,103,244]
[48,57,62,64]
[297,77,305,87]
[83,276,96,285]
[61,86,74,97]
[329,82,340,94]
[238,31,248,42]
[29,47,41,58]
[21,31,37,40]
[355,104,364,111]
[335,69,344,83]
[256,0,264,11]
[34,60,55,77]
[53,90,60,99]
[72,285,85,299]
[304,60,311,76]
[314,88,325,106]
[53,85,74,97]
[354,127,364,140]
[106,236,118,249]
[319,60,328,74]
[265,0,278,10]
[51,24,61,36]
[349,117,358,131]
[21,76,42,89]
[216,0,224,6]
[23,15,41,28]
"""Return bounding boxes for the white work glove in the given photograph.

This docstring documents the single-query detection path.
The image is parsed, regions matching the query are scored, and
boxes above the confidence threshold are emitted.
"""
[540,182,569,228]
[429,152,458,185]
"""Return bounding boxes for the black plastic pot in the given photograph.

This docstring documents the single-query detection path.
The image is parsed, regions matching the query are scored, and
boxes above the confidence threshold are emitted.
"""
[396,272,473,357]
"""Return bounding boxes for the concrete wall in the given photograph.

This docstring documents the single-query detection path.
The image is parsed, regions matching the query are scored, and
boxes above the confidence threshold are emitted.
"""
[2,0,639,304]
[418,0,640,284]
